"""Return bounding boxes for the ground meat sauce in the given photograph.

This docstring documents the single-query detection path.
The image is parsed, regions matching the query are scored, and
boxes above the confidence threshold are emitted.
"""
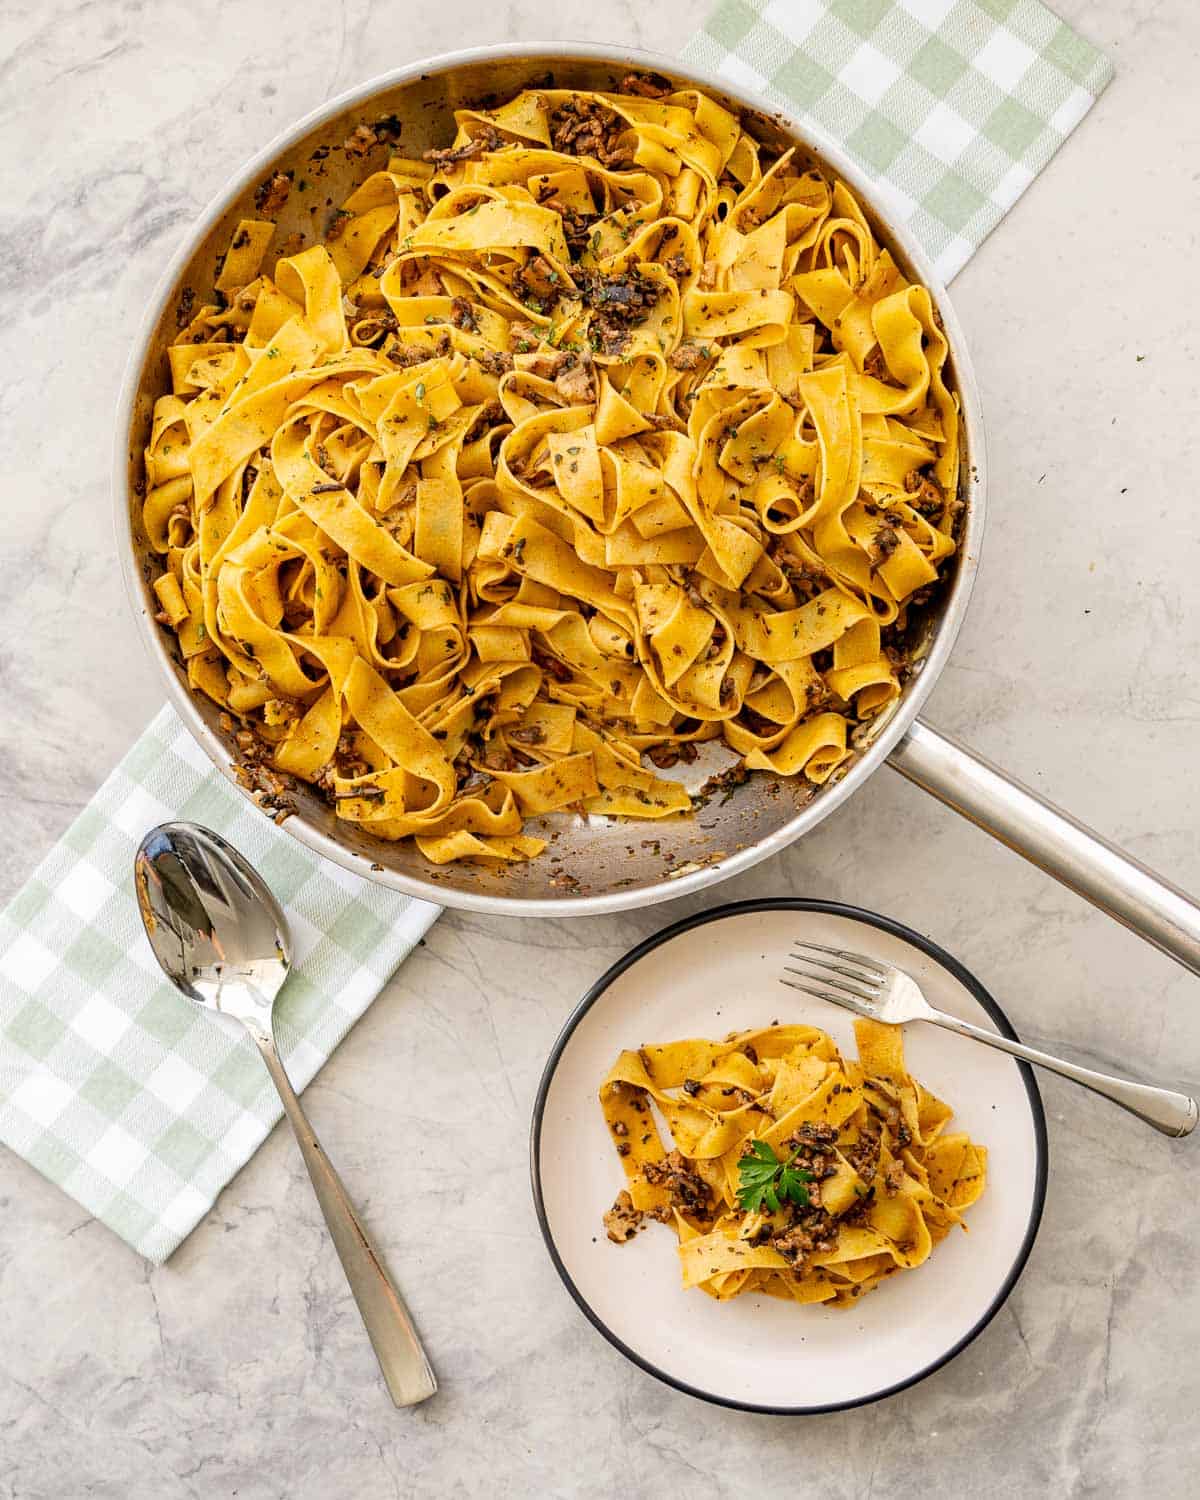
[558,205,600,260]
[578,265,659,322]
[577,266,661,354]
[619,71,673,99]
[844,1125,881,1182]
[603,1190,644,1243]
[254,171,292,216]
[386,340,447,367]
[476,347,515,375]
[597,1024,984,1303]
[554,354,596,404]
[697,762,751,805]
[768,1208,839,1274]
[641,1150,712,1218]
[342,123,379,159]
[668,341,709,370]
[646,739,698,769]
[156,82,963,873]
[175,286,195,330]
[549,96,631,167]
[872,525,901,563]
[421,129,503,167]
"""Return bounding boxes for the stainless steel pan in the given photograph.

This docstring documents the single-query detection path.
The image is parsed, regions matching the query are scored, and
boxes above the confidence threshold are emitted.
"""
[115,44,1200,972]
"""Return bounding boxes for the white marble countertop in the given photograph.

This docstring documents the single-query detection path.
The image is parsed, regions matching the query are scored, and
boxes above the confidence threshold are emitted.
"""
[2,1,1198,1495]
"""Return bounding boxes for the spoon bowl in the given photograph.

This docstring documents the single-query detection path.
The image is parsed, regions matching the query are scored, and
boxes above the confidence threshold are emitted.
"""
[134,821,437,1408]
[135,823,289,1031]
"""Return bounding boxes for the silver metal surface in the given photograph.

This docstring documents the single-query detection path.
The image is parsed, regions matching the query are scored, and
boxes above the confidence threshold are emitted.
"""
[783,941,1198,1138]
[114,43,985,916]
[114,43,1200,965]
[134,822,438,1407]
[889,721,1200,978]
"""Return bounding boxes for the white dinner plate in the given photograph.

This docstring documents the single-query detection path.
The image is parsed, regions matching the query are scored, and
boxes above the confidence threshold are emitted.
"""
[531,899,1047,1413]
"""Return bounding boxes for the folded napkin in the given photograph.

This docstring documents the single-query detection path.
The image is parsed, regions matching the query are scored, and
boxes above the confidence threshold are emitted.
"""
[0,706,439,1262]
[0,0,1110,1264]
[683,0,1113,279]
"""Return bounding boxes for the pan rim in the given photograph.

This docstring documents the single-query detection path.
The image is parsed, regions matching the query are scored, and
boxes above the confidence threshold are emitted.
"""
[113,41,988,916]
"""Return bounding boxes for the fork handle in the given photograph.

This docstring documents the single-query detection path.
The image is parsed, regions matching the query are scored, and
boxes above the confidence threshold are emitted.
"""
[928,1011,1198,1138]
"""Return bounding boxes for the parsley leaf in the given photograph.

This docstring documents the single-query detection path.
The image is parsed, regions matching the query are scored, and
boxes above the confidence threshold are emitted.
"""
[736,1140,812,1214]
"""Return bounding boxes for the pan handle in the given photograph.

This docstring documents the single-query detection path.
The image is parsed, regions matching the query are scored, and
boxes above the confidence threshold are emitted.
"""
[889,718,1200,978]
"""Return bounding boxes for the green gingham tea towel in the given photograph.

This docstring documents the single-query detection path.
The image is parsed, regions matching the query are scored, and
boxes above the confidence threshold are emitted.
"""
[0,0,1111,1264]
[0,705,439,1262]
[684,0,1113,280]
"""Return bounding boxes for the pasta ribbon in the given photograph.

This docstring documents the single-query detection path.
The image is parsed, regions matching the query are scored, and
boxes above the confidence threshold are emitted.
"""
[143,76,960,865]
[600,1020,986,1306]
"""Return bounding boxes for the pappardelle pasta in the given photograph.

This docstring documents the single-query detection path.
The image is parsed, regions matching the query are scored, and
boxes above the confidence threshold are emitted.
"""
[143,76,960,868]
[601,1019,986,1306]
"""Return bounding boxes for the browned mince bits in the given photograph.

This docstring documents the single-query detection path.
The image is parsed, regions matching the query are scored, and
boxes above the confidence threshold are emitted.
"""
[548,96,631,166]
[641,1149,712,1219]
[603,1190,645,1243]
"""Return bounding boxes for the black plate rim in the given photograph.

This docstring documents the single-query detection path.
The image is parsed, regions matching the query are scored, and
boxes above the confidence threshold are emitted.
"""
[528,896,1049,1416]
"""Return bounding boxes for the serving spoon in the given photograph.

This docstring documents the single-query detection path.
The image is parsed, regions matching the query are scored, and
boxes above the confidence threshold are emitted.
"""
[133,820,437,1407]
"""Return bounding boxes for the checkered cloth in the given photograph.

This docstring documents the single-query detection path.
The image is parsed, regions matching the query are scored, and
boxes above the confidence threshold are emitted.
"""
[0,706,439,1262]
[0,0,1110,1264]
[683,0,1113,279]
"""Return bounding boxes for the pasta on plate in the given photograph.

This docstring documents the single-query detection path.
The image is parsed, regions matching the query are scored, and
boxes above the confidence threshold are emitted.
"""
[143,76,960,868]
[600,1019,986,1305]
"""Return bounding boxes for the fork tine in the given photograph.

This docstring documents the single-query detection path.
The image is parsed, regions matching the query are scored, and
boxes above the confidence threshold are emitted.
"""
[789,948,885,990]
[784,962,881,1005]
[792,939,887,979]
[779,976,874,1016]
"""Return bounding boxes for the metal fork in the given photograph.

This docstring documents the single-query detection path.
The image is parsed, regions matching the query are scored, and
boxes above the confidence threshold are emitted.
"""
[782,940,1198,1138]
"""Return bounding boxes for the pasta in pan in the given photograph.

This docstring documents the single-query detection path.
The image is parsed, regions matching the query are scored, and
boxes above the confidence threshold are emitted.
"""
[600,1019,986,1305]
[143,76,960,868]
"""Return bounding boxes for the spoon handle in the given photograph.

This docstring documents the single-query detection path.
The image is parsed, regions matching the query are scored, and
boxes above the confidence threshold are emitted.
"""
[253,1035,438,1407]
